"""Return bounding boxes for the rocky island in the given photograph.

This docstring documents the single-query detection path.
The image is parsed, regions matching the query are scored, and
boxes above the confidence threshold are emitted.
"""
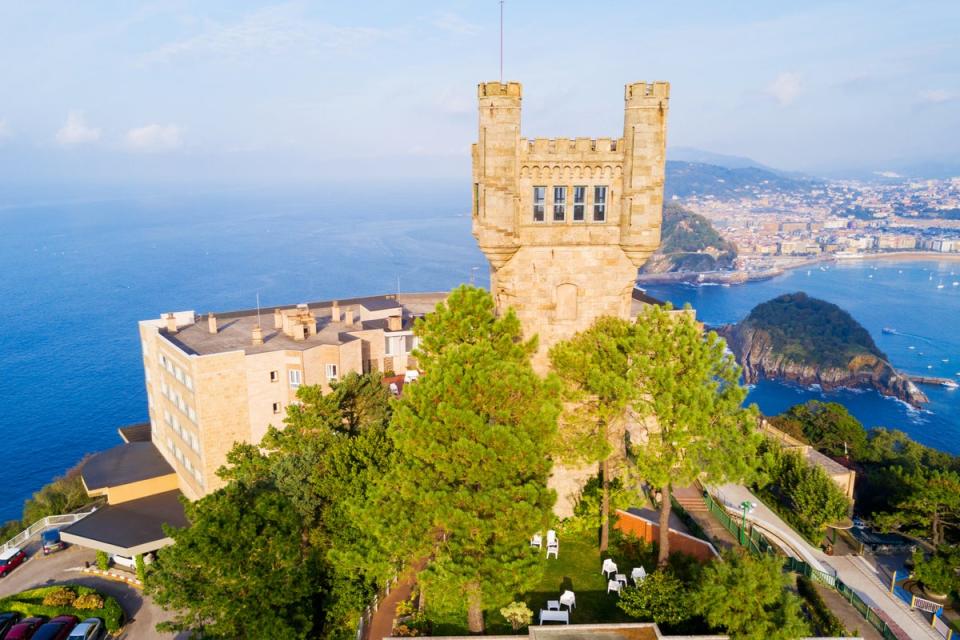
[638,203,737,276]
[717,292,928,406]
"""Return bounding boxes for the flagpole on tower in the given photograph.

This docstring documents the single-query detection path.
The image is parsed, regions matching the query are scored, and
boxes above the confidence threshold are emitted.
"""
[499,0,504,83]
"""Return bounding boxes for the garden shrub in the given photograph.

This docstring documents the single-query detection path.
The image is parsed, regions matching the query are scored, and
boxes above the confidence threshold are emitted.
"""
[0,584,124,632]
[74,593,104,610]
[796,575,846,637]
[96,550,109,571]
[135,554,146,583]
[499,601,533,631]
[41,587,76,607]
[618,570,690,625]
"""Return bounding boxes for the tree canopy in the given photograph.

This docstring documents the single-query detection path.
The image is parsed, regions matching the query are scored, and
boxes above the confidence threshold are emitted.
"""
[368,286,559,633]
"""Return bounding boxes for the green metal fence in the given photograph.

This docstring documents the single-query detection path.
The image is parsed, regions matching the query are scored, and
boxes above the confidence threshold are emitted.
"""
[702,491,904,640]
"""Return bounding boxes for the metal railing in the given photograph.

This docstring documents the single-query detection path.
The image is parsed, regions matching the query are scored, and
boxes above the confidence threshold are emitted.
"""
[1,511,95,553]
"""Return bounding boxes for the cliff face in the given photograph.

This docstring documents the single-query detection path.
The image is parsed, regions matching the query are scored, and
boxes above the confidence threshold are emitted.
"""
[718,322,928,407]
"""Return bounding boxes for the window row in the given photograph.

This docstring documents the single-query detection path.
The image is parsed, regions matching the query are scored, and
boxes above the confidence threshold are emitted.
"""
[159,353,193,390]
[532,185,607,223]
[282,366,338,388]
[165,438,204,487]
[159,380,197,422]
[163,409,200,453]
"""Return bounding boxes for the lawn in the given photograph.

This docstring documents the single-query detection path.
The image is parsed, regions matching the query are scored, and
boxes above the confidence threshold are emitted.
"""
[427,528,640,635]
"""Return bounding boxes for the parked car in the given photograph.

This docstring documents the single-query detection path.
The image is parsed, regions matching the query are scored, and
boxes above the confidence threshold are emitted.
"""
[66,618,105,640]
[109,554,135,570]
[41,530,65,555]
[0,612,23,637]
[0,548,27,577]
[32,616,78,640]
[5,616,49,640]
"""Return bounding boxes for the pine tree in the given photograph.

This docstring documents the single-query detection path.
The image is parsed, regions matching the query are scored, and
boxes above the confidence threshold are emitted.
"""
[628,304,759,566]
[371,286,559,633]
[697,551,809,640]
[549,316,637,552]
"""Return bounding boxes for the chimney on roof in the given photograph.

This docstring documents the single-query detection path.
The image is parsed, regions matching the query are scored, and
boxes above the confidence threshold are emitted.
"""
[387,314,403,332]
[165,313,178,334]
[331,301,341,323]
[208,314,218,334]
[344,308,355,325]
[251,325,264,346]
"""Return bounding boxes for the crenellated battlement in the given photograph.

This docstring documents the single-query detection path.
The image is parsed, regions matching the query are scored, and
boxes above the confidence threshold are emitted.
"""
[478,81,522,98]
[520,137,624,156]
[624,81,670,103]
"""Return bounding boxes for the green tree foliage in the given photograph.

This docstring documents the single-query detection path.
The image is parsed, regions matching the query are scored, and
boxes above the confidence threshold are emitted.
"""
[912,546,960,596]
[549,316,638,552]
[617,570,690,625]
[149,371,394,639]
[741,292,884,369]
[755,443,850,542]
[769,401,868,459]
[499,602,533,631]
[147,480,320,639]
[697,551,810,640]
[627,305,760,566]
[370,286,559,633]
[874,468,960,545]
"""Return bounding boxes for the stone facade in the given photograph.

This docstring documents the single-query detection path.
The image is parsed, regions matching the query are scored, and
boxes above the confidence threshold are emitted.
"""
[472,80,670,371]
[138,294,445,499]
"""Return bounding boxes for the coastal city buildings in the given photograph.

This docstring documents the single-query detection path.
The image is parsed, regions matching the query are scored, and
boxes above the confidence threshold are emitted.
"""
[676,175,960,273]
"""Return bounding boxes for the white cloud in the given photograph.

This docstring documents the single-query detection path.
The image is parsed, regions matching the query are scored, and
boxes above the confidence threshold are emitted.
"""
[918,89,957,104]
[765,72,802,106]
[0,118,9,140]
[124,123,183,152]
[143,6,389,63]
[431,12,480,36]
[56,111,101,145]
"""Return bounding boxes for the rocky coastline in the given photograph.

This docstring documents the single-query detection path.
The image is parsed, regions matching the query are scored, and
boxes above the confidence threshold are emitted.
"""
[717,322,928,407]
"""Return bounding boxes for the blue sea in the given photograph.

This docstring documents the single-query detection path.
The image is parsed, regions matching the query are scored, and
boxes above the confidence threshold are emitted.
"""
[0,185,486,523]
[645,261,960,457]
[2,187,959,524]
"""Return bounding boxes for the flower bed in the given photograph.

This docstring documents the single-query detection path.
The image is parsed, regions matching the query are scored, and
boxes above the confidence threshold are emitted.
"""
[0,584,125,633]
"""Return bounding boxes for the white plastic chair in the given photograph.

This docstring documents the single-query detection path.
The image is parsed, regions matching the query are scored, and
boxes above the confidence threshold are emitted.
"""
[631,566,647,584]
[546,541,559,559]
[530,533,542,548]
[602,558,618,578]
[607,579,622,595]
[559,590,576,610]
[546,529,557,546]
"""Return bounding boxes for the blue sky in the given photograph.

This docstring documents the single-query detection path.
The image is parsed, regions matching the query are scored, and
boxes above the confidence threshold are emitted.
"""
[0,0,957,185]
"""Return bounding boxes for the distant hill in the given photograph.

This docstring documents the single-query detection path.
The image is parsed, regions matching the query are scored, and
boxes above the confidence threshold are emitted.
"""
[668,147,772,170]
[717,293,927,406]
[640,203,737,274]
[665,160,820,199]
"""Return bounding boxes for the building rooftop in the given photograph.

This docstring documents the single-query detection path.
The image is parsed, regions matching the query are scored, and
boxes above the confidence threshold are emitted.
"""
[60,490,188,556]
[158,292,447,357]
[81,442,175,491]
[117,422,151,443]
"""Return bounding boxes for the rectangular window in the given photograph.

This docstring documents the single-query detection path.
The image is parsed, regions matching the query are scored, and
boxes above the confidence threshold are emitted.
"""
[272,402,282,414]
[553,186,567,221]
[289,370,301,388]
[573,186,586,221]
[187,406,197,422]
[270,370,279,383]
[185,375,193,390]
[163,409,172,425]
[532,186,546,222]
[594,186,607,222]
[194,468,203,484]
[166,436,174,451]
[325,364,338,381]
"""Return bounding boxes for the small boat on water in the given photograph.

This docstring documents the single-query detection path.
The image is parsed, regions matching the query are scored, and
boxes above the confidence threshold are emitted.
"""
[882,327,896,334]
[944,380,959,389]
[953,281,959,287]
[908,345,916,350]
[937,280,945,289]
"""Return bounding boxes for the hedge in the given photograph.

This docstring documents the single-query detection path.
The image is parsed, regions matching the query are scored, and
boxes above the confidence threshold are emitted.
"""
[0,584,124,633]
[796,575,846,637]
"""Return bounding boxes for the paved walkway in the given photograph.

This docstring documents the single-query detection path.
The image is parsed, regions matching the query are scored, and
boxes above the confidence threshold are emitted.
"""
[712,484,940,640]
[812,581,884,640]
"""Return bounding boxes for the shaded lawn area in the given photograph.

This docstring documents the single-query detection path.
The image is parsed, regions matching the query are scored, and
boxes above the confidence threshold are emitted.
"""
[428,529,635,635]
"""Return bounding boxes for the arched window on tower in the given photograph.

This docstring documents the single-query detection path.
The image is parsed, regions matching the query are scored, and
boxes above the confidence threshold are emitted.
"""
[556,283,578,321]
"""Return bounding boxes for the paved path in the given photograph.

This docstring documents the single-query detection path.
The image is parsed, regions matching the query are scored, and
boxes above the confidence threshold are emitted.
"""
[712,484,940,640]
[0,546,183,639]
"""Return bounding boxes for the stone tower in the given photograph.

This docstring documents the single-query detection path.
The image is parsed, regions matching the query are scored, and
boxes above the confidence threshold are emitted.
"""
[472,81,670,371]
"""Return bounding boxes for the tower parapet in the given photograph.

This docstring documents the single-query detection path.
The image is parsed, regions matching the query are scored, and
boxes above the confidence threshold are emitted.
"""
[471,80,670,371]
